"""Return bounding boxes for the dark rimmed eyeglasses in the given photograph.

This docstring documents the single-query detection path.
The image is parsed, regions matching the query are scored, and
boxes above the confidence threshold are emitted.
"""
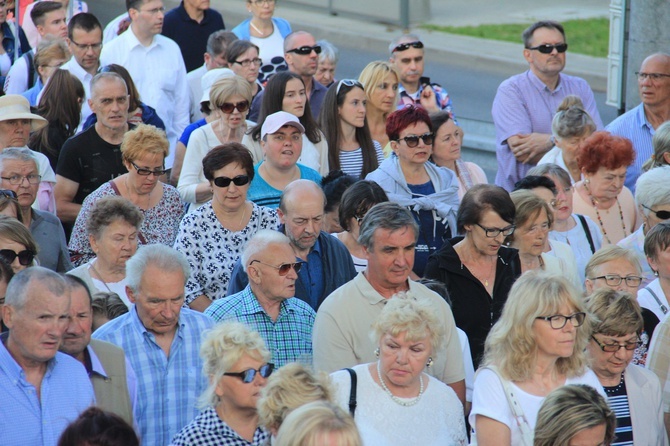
[130,162,168,177]
[395,132,434,148]
[336,78,363,95]
[588,275,643,287]
[475,223,515,238]
[70,40,103,51]
[536,312,586,329]
[0,189,17,199]
[220,100,250,114]
[526,43,568,54]
[213,175,250,188]
[234,58,262,68]
[223,363,274,383]
[0,174,41,185]
[0,249,35,266]
[642,204,670,220]
[591,335,642,353]
[286,45,321,56]
[392,40,424,53]
[249,260,302,276]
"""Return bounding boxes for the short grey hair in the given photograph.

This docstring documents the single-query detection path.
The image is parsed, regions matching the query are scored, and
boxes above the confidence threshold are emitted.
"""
[645,121,670,170]
[316,39,339,64]
[0,147,38,174]
[358,202,419,250]
[389,33,422,54]
[241,230,291,273]
[125,244,190,293]
[5,266,67,310]
[90,72,127,99]
[527,163,571,189]
[551,105,596,140]
[635,165,670,216]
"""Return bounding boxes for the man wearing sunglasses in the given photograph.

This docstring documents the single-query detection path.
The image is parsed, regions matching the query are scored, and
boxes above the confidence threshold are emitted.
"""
[93,245,214,446]
[389,33,454,115]
[248,31,327,122]
[493,20,603,191]
[206,230,315,367]
[607,53,670,192]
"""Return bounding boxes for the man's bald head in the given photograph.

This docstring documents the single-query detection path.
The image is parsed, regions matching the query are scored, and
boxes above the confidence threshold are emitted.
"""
[279,179,326,214]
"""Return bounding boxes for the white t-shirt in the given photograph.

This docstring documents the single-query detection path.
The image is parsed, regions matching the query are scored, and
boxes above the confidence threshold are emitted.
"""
[549,213,603,285]
[250,26,286,83]
[470,367,605,445]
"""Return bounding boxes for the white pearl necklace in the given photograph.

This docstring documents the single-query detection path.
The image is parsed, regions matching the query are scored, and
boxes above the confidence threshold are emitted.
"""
[376,361,424,407]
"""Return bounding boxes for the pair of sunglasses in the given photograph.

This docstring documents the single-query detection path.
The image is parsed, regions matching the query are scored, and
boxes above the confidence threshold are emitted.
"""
[213,175,250,188]
[336,78,363,95]
[223,363,274,383]
[642,204,670,220]
[0,249,35,266]
[396,132,434,148]
[250,260,303,276]
[287,45,321,55]
[392,40,424,53]
[526,43,568,54]
[0,189,17,199]
[220,101,250,114]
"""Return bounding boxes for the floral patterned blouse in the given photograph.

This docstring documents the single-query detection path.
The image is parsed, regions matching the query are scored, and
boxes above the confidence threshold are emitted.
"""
[173,201,279,305]
[68,181,185,267]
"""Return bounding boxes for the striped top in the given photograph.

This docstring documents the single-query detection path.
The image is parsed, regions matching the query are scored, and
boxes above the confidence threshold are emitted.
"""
[339,140,385,178]
[605,378,633,445]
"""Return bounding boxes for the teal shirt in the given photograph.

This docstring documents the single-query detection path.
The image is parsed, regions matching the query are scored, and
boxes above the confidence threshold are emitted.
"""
[247,162,322,209]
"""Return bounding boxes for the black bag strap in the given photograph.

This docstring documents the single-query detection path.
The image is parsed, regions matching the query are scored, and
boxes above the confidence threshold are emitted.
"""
[344,368,357,417]
[576,214,596,254]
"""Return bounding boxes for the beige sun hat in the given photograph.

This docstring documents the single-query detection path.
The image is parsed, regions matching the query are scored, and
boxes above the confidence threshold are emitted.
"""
[0,95,48,131]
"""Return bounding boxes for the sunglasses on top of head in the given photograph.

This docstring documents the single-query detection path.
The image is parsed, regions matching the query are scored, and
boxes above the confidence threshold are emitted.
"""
[213,175,250,188]
[287,45,321,56]
[526,43,568,54]
[392,40,424,53]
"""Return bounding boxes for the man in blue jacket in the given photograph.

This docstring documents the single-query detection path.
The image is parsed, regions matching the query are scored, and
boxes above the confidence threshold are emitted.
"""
[228,179,357,310]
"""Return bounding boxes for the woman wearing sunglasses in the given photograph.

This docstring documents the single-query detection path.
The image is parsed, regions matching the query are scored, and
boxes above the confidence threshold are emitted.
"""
[366,105,459,277]
[585,289,668,445]
[318,79,384,179]
[174,144,278,312]
[470,271,604,446]
[179,75,254,210]
[0,215,38,272]
[68,124,184,267]
[171,321,273,445]
[243,71,329,175]
[330,292,467,446]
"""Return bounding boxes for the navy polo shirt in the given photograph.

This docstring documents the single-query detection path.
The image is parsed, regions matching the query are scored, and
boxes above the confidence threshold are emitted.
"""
[162,2,225,72]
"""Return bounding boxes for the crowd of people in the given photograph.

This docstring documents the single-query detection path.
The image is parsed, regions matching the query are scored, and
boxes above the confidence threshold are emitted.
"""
[1,1,670,445]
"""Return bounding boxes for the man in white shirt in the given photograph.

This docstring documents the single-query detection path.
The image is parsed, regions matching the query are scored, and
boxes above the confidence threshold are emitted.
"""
[100,0,189,169]
[60,12,102,129]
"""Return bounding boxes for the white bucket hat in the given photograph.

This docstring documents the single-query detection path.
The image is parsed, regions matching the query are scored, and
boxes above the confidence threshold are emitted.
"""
[0,95,47,131]
[200,68,235,104]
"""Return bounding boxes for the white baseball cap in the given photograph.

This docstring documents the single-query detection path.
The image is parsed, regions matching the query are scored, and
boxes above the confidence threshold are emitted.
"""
[261,111,305,140]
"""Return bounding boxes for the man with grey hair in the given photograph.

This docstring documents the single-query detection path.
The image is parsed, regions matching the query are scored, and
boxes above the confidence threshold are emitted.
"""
[0,267,95,445]
[389,33,454,114]
[0,148,71,271]
[92,244,214,446]
[205,230,315,367]
[55,72,130,227]
[312,202,466,405]
[227,179,356,310]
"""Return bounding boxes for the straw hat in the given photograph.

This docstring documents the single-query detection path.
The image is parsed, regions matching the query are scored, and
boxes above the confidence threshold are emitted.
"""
[0,95,47,131]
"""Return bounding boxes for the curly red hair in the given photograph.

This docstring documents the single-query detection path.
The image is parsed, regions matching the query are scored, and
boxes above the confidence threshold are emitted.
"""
[576,131,635,174]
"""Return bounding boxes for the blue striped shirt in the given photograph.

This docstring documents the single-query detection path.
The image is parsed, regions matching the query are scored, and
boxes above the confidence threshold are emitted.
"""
[92,306,214,446]
[204,285,315,367]
[605,379,634,445]
[605,103,653,193]
[0,339,95,446]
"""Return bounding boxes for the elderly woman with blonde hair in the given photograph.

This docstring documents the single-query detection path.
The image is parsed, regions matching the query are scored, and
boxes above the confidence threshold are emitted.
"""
[275,401,361,446]
[258,362,334,441]
[171,322,273,445]
[330,292,467,446]
[470,271,604,446]
[533,384,615,446]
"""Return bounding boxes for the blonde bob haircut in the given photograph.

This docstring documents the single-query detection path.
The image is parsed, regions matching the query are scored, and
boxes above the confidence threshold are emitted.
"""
[534,384,615,446]
[370,291,445,358]
[358,61,399,112]
[585,288,643,337]
[197,321,271,408]
[120,123,169,164]
[584,245,642,281]
[275,401,362,446]
[209,74,253,109]
[482,270,592,381]
[258,362,334,433]
[505,189,554,245]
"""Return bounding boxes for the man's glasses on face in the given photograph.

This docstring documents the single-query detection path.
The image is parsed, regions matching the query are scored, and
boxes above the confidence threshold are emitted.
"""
[526,43,568,54]
[286,45,321,56]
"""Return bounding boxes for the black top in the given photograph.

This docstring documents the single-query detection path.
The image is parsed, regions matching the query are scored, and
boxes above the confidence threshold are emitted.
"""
[424,236,521,369]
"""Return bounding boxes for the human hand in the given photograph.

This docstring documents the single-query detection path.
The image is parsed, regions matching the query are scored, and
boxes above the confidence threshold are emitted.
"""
[507,133,552,164]
[419,85,440,112]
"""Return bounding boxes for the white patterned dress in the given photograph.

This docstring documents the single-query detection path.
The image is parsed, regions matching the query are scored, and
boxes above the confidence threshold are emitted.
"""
[173,201,279,305]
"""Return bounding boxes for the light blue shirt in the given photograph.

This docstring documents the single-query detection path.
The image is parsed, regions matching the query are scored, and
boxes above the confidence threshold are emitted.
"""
[0,337,95,446]
[606,103,654,193]
[92,306,214,446]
